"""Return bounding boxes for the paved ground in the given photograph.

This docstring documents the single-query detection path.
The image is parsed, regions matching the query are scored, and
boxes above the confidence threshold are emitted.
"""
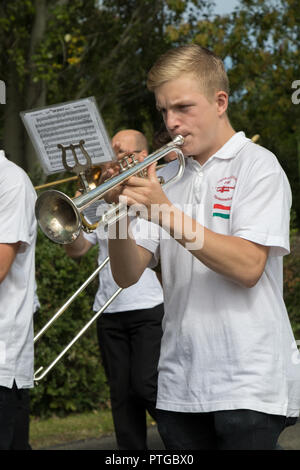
[40,421,300,451]
[278,420,300,450]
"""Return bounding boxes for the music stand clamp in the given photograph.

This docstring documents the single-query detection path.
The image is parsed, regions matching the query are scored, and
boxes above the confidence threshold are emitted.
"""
[58,140,92,192]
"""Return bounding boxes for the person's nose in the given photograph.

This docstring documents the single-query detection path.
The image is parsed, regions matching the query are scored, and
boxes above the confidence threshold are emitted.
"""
[164,110,180,133]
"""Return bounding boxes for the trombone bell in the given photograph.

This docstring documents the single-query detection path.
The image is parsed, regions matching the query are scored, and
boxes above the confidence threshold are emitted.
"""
[35,135,185,244]
[35,190,81,244]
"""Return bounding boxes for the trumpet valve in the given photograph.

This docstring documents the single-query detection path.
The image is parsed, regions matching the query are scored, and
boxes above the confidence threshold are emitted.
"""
[118,161,126,172]
[119,154,136,172]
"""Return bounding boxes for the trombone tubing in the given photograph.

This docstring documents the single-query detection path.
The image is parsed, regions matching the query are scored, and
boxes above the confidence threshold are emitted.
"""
[34,286,123,382]
[35,176,78,190]
[34,257,109,344]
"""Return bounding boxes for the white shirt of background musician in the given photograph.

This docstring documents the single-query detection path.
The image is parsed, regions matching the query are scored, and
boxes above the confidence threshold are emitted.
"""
[0,150,37,389]
[83,221,163,313]
[133,132,300,418]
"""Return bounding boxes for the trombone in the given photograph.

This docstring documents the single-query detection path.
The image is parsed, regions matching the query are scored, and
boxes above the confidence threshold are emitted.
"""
[35,135,185,245]
[34,166,102,191]
[33,136,185,381]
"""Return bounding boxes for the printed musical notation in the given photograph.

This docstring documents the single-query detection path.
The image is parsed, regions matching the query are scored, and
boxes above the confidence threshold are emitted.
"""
[20,97,115,174]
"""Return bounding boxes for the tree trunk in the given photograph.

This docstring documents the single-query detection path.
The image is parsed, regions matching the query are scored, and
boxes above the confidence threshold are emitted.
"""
[24,0,47,174]
[3,63,24,168]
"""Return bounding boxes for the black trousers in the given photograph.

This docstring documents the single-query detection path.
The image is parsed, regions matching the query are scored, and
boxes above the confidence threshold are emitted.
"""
[156,409,290,450]
[0,381,31,450]
[97,303,164,450]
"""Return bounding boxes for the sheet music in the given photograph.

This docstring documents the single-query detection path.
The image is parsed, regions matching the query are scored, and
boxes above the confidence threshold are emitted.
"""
[21,97,116,174]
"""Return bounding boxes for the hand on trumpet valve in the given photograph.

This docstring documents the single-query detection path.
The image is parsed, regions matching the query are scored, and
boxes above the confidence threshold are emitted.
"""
[92,161,121,204]
[100,140,147,205]
[121,162,171,220]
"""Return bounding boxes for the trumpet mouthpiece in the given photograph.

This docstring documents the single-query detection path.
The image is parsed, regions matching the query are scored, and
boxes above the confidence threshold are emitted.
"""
[171,135,184,146]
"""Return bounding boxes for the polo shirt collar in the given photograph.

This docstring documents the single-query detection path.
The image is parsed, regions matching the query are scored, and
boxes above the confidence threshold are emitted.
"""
[186,131,251,170]
[0,150,6,163]
[210,131,250,160]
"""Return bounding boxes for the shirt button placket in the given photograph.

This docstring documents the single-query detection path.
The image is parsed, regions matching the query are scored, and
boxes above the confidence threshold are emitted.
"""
[193,170,204,220]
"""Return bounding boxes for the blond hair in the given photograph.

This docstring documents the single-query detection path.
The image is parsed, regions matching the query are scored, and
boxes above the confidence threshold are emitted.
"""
[147,44,229,100]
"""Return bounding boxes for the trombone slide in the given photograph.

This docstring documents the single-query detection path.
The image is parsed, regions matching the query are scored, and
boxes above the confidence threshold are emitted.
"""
[34,257,109,343]
[34,286,123,382]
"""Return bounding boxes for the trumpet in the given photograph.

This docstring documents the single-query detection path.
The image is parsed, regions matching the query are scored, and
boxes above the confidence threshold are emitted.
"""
[35,135,185,244]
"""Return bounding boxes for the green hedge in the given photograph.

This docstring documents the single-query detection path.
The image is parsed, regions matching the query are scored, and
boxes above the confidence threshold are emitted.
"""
[283,212,300,339]
[284,252,300,339]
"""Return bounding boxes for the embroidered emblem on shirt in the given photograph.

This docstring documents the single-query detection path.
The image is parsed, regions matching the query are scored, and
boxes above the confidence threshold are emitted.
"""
[214,176,237,201]
[213,203,231,219]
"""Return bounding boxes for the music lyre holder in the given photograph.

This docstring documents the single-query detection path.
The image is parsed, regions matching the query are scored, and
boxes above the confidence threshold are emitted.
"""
[58,140,92,193]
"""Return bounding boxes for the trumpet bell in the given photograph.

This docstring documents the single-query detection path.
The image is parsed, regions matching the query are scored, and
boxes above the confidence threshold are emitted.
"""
[35,189,81,244]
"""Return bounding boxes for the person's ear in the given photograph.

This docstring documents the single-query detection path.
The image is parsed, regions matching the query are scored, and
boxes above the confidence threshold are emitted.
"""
[215,90,228,116]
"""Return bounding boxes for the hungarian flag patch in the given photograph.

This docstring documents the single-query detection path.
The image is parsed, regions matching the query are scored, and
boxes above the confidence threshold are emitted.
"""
[213,203,231,219]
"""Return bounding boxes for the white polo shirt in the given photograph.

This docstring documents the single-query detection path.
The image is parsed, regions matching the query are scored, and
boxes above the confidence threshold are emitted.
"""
[0,151,37,388]
[83,219,163,313]
[133,132,300,417]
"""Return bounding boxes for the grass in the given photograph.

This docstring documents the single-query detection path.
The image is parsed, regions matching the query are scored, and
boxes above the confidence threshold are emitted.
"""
[29,409,156,449]
[29,409,115,449]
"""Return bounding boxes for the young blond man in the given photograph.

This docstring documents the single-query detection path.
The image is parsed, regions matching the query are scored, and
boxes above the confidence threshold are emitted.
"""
[106,44,300,450]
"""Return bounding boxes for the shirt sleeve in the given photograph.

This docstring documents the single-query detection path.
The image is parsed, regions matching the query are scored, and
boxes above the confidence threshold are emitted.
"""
[82,230,97,246]
[0,175,36,246]
[130,217,161,269]
[231,160,292,257]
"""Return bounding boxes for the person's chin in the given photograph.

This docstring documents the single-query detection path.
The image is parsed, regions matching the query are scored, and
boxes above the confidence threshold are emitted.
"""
[182,143,194,157]
[182,135,194,151]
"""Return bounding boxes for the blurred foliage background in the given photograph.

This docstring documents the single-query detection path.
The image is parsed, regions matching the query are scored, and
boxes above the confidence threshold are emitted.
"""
[0,0,299,416]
